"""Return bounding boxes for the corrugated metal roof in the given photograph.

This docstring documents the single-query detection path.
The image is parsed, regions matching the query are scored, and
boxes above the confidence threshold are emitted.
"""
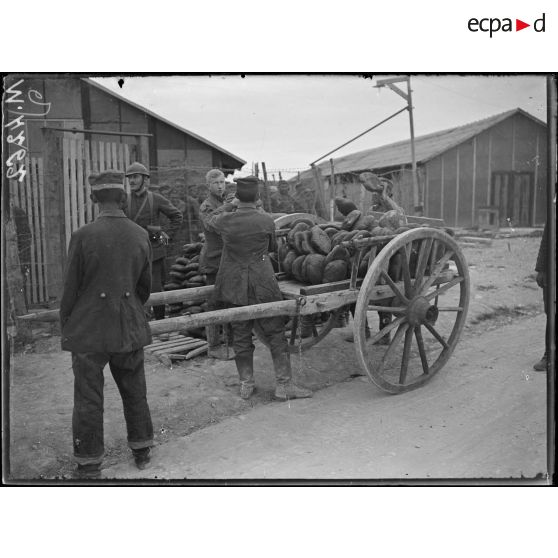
[309,108,545,179]
[83,78,246,168]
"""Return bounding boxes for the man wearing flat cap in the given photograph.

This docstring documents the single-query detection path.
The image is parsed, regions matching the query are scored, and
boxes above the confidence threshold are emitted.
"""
[270,180,296,214]
[60,170,154,479]
[205,175,312,401]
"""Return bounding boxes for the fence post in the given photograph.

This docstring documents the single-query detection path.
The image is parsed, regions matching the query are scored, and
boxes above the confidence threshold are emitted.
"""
[310,164,329,220]
[42,128,66,301]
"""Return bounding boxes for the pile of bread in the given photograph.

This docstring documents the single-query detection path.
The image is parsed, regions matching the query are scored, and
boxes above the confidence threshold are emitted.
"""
[277,209,420,285]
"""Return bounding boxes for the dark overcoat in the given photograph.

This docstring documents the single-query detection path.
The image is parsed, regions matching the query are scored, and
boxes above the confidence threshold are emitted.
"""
[206,202,282,306]
[60,210,153,353]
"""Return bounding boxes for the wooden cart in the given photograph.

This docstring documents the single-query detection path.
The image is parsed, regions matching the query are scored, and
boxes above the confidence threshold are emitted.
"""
[17,211,469,394]
[147,212,470,394]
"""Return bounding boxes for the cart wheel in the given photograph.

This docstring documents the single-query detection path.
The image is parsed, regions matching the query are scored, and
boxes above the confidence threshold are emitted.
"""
[354,228,470,393]
[254,310,342,353]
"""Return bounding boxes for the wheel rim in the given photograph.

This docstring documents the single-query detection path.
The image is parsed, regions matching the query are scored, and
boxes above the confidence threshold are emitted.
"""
[254,310,341,353]
[354,228,470,394]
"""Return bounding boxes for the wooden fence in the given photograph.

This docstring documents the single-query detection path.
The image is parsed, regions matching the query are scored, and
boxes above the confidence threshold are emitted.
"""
[8,138,136,306]
[9,157,49,305]
[61,138,133,247]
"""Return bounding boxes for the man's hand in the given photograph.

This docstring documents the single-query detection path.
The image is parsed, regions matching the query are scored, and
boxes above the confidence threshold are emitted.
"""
[536,271,546,288]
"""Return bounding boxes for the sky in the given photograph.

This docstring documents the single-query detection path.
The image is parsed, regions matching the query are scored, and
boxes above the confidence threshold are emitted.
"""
[95,75,547,179]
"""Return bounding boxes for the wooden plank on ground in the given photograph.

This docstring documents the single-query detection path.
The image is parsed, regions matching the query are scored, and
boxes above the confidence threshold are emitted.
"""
[151,340,207,355]
[184,345,208,359]
[146,338,204,352]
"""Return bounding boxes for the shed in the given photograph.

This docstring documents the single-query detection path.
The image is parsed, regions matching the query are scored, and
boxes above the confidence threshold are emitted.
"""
[298,109,547,228]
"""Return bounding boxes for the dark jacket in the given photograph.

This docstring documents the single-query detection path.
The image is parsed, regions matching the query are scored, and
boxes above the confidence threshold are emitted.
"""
[270,192,296,214]
[206,202,282,306]
[199,193,225,274]
[60,210,153,353]
[126,189,183,261]
[535,222,548,273]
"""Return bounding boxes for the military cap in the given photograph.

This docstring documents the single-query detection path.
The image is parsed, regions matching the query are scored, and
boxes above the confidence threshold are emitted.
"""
[234,175,260,196]
[277,180,289,188]
[88,170,125,191]
[125,162,150,177]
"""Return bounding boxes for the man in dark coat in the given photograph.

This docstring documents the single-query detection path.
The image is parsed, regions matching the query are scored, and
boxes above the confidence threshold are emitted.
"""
[199,168,235,360]
[60,170,154,479]
[534,222,552,371]
[125,162,182,320]
[270,180,296,214]
[205,175,312,401]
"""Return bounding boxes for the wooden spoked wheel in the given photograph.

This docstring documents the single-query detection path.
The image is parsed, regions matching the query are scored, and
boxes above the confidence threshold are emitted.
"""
[254,310,342,353]
[354,228,470,394]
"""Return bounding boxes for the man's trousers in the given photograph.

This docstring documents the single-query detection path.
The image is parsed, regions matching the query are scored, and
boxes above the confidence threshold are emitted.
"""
[71,349,153,465]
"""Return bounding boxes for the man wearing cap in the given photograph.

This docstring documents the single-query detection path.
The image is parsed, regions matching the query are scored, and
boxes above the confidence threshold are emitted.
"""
[199,169,235,360]
[125,162,182,320]
[270,180,296,214]
[60,170,154,479]
[205,175,313,401]
[293,182,316,214]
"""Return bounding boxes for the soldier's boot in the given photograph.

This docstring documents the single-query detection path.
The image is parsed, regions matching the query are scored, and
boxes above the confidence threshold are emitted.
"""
[207,325,235,360]
[533,352,548,372]
[300,315,316,338]
[73,463,102,480]
[235,354,255,399]
[272,352,312,400]
[332,309,350,329]
[132,447,151,471]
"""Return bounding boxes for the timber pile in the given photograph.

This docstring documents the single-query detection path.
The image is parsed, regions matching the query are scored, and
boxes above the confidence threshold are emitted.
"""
[146,332,208,362]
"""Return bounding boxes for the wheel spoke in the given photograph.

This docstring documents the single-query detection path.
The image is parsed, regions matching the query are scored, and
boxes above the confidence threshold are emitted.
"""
[369,315,406,345]
[413,237,434,295]
[420,249,455,294]
[382,322,409,365]
[423,321,449,349]
[424,276,464,300]
[380,270,409,303]
[368,305,406,314]
[414,325,429,375]
[400,245,412,296]
[399,326,413,384]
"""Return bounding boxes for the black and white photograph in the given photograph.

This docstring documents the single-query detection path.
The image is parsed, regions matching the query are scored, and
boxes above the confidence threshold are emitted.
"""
[2,73,555,483]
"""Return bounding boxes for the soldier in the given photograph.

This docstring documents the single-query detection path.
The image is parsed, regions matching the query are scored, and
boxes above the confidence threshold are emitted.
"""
[199,169,234,359]
[293,182,316,214]
[533,222,551,371]
[124,162,182,320]
[205,175,312,401]
[60,170,154,480]
[270,180,296,214]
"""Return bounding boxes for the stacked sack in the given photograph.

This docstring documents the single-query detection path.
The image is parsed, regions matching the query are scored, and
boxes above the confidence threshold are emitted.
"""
[279,210,419,285]
[164,242,208,316]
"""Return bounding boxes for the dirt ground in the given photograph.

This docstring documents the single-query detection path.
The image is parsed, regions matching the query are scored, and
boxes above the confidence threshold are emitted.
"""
[5,230,548,481]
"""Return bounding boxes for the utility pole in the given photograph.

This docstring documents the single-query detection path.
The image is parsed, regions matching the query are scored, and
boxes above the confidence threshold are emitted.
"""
[375,76,421,215]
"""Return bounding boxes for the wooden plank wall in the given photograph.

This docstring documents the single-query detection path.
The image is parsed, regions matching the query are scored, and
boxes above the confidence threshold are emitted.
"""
[9,157,49,304]
[62,138,131,247]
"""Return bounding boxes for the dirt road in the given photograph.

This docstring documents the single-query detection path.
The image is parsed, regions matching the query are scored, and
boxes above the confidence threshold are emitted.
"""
[6,233,550,482]
[101,314,548,480]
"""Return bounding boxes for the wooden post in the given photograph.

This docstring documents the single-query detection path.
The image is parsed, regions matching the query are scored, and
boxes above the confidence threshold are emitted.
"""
[310,164,329,220]
[254,162,259,178]
[329,158,336,221]
[261,162,271,213]
[42,128,66,301]
[278,171,283,180]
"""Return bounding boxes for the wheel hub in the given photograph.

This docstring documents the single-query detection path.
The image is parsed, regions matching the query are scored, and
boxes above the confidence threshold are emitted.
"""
[406,296,439,326]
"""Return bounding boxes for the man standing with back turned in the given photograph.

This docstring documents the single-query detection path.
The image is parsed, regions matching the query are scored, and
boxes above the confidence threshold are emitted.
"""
[60,170,154,479]
[125,162,182,320]
[206,175,312,400]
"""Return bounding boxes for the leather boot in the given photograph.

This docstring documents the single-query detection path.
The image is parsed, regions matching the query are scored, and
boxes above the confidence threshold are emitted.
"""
[73,463,102,480]
[533,353,548,372]
[133,447,151,470]
[272,352,312,400]
[235,353,255,399]
[207,326,235,360]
